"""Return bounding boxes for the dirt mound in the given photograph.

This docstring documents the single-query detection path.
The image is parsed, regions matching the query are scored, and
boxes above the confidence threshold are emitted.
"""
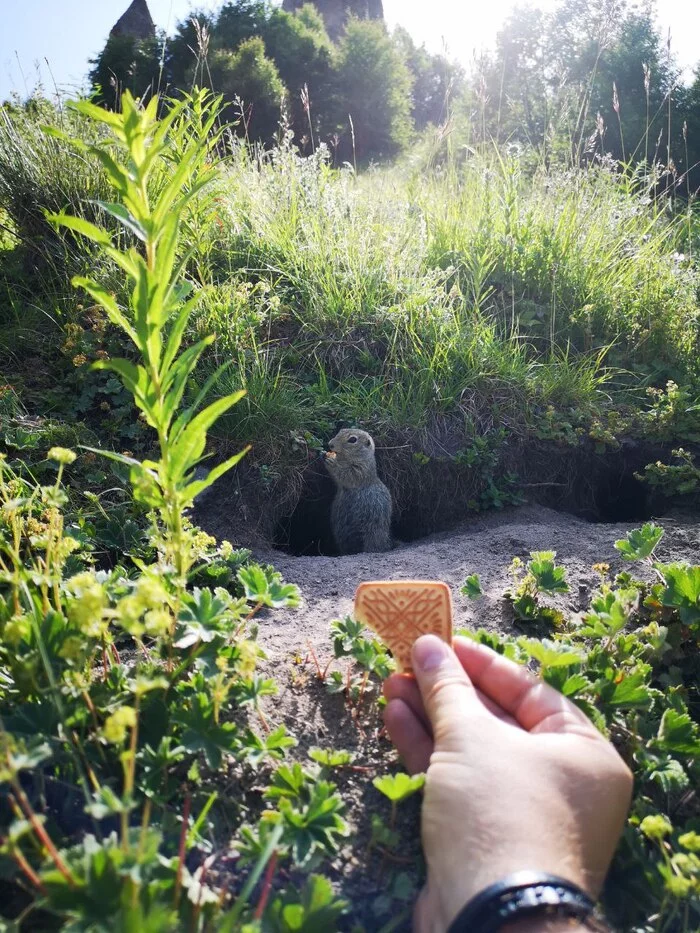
[204,504,700,658]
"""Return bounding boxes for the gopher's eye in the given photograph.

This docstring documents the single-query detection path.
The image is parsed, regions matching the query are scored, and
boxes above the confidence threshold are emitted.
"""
[347,435,358,444]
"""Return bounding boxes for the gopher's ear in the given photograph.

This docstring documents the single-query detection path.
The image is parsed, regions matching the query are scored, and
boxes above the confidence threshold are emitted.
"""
[365,439,371,446]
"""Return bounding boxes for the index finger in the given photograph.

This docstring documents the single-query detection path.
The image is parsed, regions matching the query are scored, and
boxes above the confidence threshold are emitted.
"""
[452,636,597,736]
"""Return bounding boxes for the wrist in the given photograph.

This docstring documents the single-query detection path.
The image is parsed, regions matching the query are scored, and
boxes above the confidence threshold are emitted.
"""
[443,872,602,933]
[502,922,589,933]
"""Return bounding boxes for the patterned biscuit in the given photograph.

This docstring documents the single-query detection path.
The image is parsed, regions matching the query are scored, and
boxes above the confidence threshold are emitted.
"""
[354,580,453,673]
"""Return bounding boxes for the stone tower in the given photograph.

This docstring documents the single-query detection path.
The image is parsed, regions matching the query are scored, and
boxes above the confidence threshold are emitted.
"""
[110,0,156,40]
[282,0,384,40]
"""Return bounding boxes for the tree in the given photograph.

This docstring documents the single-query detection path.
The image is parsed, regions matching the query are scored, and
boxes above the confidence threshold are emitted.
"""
[162,13,214,92]
[261,5,335,147]
[481,6,550,149]
[89,34,162,109]
[393,26,464,129]
[677,67,700,195]
[214,0,271,50]
[204,37,286,141]
[333,18,413,160]
[584,11,673,164]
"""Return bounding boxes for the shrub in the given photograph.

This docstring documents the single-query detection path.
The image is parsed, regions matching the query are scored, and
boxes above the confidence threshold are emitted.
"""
[333,18,414,161]
[205,37,286,142]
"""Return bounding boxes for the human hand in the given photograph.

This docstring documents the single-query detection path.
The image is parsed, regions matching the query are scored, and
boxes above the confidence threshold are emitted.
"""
[383,635,633,933]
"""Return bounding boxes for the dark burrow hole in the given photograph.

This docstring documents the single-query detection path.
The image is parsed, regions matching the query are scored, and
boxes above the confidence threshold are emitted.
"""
[272,449,661,557]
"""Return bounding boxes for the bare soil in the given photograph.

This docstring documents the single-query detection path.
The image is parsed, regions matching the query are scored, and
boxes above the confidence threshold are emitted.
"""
[239,504,700,657]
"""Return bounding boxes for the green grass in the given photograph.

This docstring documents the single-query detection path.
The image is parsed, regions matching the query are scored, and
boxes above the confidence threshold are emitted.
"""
[1,100,700,526]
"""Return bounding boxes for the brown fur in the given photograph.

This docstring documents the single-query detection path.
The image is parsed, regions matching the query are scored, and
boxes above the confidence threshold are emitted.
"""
[322,428,392,555]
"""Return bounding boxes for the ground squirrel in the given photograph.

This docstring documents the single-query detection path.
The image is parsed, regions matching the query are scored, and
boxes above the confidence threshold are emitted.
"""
[322,428,392,555]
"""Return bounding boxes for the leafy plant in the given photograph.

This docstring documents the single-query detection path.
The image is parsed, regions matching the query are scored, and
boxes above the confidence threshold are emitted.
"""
[463,527,700,931]
[505,552,568,625]
[461,573,482,599]
[614,523,664,561]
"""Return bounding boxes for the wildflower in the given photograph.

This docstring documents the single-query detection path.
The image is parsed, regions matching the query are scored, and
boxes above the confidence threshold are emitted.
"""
[65,572,107,638]
[4,615,30,647]
[99,401,111,412]
[48,447,77,465]
[57,536,81,561]
[640,814,673,841]
[143,608,171,637]
[72,354,88,367]
[679,832,700,852]
[58,635,85,662]
[102,706,137,744]
[664,875,694,898]
[671,853,700,876]
[237,639,259,678]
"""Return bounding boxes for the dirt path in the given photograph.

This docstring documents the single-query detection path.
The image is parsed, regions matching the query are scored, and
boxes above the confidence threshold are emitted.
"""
[237,505,700,659]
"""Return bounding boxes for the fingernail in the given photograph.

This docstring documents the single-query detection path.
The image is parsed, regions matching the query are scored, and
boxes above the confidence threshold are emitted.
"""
[413,634,449,672]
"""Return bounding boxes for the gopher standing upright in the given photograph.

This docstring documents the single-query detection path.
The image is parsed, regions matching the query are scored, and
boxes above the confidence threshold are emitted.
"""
[322,428,392,555]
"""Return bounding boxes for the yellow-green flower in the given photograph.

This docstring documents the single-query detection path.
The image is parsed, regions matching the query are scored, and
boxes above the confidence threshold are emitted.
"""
[679,832,700,852]
[102,706,137,744]
[4,615,31,647]
[66,572,107,638]
[143,609,171,637]
[640,814,673,841]
[665,875,694,898]
[58,635,85,662]
[47,447,77,465]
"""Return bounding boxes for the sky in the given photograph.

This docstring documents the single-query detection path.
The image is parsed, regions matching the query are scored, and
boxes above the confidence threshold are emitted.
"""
[1,0,698,101]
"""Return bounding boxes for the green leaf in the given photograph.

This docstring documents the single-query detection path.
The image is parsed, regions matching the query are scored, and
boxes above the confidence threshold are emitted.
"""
[169,391,247,481]
[268,874,348,933]
[47,211,111,245]
[308,748,354,769]
[242,726,297,768]
[528,551,569,593]
[95,201,147,241]
[80,446,142,469]
[578,589,637,639]
[179,447,250,505]
[519,638,584,669]
[461,574,483,599]
[596,670,652,709]
[373,772,425,803]
[71,276,137,344]
[265,763,311,801]
[614,523,664,560]
[174,693,240,770]
[160,336,216,429]
[561,673,589,697]
[238,565,270,603]
[655,563,700,625]
[648,758,689,795]
[655,708,700,757]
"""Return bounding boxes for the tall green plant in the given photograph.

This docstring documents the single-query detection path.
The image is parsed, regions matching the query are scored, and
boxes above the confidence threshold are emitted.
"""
[50,90,248,593]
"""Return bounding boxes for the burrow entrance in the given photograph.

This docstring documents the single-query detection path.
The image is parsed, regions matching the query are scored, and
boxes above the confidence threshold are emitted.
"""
[272,441,666,557]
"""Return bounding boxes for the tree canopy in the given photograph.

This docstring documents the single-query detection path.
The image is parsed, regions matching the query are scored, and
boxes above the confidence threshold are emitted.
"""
[88,0,700,178]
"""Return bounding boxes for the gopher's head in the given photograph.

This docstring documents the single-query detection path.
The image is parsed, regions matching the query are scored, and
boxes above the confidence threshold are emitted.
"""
[323,428,377,487]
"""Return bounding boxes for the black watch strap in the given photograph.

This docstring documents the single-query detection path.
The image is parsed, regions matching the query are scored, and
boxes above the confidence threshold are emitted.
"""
[446,871,600,933]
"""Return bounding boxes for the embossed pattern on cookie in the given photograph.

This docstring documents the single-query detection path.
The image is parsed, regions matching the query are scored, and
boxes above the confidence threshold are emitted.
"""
[354,581,453,673]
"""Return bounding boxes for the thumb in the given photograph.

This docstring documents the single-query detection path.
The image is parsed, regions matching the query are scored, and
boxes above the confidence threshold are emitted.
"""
[412,634,485,752]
